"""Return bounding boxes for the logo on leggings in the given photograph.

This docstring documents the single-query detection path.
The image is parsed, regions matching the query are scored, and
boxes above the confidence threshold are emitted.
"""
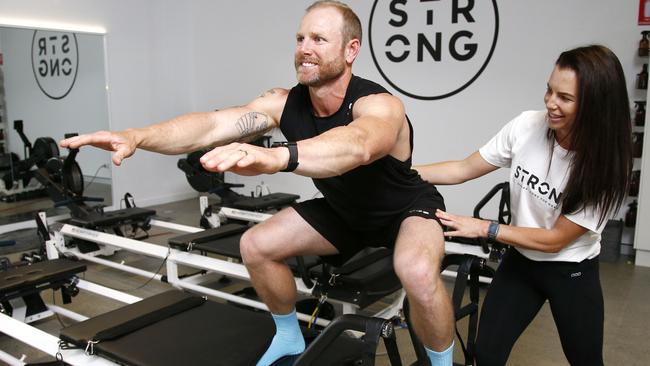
[570,271,582,278]
[368,0,499,100]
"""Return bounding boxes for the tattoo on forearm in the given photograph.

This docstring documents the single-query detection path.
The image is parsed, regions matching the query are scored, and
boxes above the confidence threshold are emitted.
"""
[259,88,277,98]
[235,112,269,139]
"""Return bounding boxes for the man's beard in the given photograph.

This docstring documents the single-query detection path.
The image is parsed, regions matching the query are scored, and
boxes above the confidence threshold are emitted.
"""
[295,56,346,87]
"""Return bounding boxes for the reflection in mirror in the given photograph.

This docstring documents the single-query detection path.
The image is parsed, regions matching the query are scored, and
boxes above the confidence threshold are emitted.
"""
[0,26,111,226]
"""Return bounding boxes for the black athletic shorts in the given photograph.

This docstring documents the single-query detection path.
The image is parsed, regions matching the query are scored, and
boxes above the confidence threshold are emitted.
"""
[293,194,445,266]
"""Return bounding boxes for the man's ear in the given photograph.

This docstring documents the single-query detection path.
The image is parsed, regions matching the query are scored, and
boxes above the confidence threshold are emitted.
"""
[345,38,361,64]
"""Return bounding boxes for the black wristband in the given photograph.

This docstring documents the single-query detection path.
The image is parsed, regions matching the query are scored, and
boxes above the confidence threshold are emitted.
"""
[487,220,500,240]
[274,141,299,172]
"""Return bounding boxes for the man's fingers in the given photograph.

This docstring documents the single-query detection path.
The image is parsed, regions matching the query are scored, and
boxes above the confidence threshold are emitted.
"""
[112,154,123,166]
[60,132,112,149]
[236,150,256,167]
[200,144,255,172]
[200,143,241,164]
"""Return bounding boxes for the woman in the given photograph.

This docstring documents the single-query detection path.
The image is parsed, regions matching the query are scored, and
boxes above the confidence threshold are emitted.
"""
[415,45,632,366]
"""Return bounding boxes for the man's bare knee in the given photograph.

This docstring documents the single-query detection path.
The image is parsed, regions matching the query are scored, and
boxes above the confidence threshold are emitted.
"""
[395,256,441,298]
[240,227,273,266]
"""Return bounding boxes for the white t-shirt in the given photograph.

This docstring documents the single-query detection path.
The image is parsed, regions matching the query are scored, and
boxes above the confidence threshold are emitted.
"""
[479,110,605,262]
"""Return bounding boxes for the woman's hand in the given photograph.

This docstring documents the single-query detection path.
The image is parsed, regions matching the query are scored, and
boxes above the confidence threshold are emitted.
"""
[435,209,490,239]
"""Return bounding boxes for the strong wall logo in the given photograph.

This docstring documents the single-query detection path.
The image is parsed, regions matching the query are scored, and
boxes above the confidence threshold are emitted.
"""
[31,30,79,100]
[369,0,499,100]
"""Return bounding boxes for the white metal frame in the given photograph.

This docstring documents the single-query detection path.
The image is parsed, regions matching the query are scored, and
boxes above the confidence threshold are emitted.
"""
[45,215,394,326]
[0,204,492,365]
[0,279,136,366]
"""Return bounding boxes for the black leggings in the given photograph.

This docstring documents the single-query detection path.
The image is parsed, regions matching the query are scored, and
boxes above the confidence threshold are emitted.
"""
[475,248,604,366]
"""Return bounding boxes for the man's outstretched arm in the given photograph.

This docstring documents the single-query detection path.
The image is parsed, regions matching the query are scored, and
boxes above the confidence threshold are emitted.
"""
[60,88,287,165]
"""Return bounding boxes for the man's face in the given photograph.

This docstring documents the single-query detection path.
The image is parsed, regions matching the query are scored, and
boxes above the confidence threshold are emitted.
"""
[295,7,347,87]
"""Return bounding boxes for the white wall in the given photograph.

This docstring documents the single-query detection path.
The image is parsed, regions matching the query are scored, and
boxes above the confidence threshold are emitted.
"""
[188,0,643,220]
[0,1,645,230]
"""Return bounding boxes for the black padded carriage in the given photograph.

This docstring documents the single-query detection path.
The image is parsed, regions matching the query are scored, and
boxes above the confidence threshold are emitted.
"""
[230,192,300,211]
[68,207,156,228]
[0,258,86,302]
[59,290,399,366]
[167,227,401,310]
[168,223,248,255]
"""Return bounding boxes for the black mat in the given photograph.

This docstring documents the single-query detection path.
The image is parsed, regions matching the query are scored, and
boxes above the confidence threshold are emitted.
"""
[60,290,380,366]
[60,290,275,366]
[168,223,248,254]
[68,207,156,228]
[0,258,86,300]
[230,193,299,211]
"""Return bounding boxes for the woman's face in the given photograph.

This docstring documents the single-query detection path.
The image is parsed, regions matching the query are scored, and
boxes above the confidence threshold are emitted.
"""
[544,65,579,146]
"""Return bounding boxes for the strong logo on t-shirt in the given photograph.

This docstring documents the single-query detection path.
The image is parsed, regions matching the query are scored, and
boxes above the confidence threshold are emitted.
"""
[514,165,562,208]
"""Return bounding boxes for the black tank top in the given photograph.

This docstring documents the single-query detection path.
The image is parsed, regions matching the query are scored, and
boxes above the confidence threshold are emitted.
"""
[280,75,440,230]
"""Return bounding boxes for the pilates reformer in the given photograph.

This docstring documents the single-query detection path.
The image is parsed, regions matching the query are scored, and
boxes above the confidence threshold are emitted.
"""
[7,171,509,365]
[0,197,508,366]
[0,256,405,366]
[0,234,490,366]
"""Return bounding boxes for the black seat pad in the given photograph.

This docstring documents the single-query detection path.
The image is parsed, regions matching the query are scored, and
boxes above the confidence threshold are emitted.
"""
[0,258,86,300]
[60,290,276,366]
[60,290,380,366]
[230,193,300,211]
[69,207,156,227]
[168,223,248,255]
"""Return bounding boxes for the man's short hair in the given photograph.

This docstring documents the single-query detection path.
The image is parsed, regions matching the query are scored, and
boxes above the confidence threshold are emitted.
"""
[306,1,362,45]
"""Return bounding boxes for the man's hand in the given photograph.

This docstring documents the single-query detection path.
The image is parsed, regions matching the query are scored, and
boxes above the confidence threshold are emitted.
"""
[200,142,290,176]
[60,130,137,166]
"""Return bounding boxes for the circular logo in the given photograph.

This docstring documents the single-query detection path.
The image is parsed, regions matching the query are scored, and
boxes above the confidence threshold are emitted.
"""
[31,30,79,100]
[369,0,499,100]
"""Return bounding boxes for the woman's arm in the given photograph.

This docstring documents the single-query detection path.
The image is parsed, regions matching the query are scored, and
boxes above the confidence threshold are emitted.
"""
[414,151,500,185]
[436,210,588,253]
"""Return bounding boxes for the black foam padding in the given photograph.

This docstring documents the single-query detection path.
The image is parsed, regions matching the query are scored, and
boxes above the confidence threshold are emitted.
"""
[190,234,244,258]
[230,193,300,211]
[310,248,401,308]
[0,259,86,300]
[286,256,322,271]
[168,223,248,249]
[60,290,275,366]
[69,207,156,227]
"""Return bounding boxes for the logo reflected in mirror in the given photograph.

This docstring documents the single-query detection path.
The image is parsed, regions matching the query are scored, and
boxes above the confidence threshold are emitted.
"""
[368,0,499,100]
[31,30,79,100]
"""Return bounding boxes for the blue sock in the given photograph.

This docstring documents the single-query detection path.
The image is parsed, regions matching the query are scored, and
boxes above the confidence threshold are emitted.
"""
[256,310,305,366]
[425,341,454,366]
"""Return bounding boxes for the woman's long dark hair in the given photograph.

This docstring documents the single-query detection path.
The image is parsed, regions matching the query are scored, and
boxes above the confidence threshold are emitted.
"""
[551,45,633,226]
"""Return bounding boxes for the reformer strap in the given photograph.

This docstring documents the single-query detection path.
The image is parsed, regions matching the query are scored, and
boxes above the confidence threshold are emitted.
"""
[315,248,392,301]
[90,296,205,345]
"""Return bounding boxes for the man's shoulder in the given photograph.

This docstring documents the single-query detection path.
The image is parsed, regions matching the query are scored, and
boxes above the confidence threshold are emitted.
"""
[258,87,290,99]
[351,75,390,95]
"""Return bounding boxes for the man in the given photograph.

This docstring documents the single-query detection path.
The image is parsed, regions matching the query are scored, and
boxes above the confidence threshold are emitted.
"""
[61,2,454,365]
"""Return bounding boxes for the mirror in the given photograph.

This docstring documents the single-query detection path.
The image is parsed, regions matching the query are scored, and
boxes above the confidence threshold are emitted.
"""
[0,25,111,225]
